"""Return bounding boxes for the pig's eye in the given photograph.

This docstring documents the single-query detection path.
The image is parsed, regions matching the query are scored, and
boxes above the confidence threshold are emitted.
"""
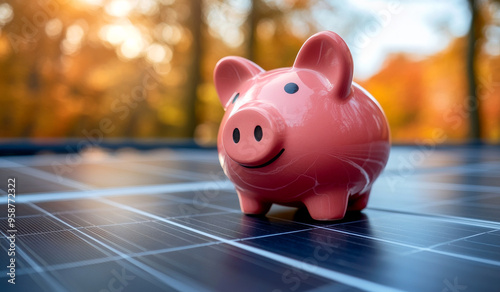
[284,83,299,94]
[232,93,240,104]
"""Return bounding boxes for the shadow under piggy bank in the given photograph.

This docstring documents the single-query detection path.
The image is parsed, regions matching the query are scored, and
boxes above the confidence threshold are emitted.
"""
[266,204,370,226]
[294,207,370,225]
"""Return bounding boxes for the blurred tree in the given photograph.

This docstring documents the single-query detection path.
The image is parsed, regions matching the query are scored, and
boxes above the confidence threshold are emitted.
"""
[246,0,259,61]
[0,0,195,138]
[185,0,204,138]
[0,0,498,144]
[467,0,483,141]
[359,32,500,143]
[466,0,500,142]
[248,0,317,68]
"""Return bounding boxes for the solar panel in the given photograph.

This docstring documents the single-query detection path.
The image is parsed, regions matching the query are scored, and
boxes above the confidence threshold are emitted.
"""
[1,146,499,291]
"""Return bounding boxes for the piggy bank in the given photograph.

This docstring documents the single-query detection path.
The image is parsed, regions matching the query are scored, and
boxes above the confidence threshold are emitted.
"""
[214,31,390,220]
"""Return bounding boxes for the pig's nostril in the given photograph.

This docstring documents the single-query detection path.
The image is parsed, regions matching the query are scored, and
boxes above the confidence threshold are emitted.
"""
[233,128,240,143]
[254,125,263,142]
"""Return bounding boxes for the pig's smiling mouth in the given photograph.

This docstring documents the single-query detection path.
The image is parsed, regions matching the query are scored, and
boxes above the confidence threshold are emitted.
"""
[239,148,285,169]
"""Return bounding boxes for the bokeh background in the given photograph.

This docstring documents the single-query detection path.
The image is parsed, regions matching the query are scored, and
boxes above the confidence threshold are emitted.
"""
[0,0,499,146]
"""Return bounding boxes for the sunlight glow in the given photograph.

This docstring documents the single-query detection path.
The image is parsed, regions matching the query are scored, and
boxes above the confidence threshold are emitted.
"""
[100,24,127,45]
[78,0,103,6]
[485,26,500,55]
[0,3,13,26]
[120,37,144,59]
[61,23,85,55]
[66,24,85,44]
[98,22,150,60]
[161,24,182,45]
[317,0,471,79]
[206,2,247,48]
[45,19,63,38]
[136,0,159,16]
[105,0,134,17]
[146,43,172,63]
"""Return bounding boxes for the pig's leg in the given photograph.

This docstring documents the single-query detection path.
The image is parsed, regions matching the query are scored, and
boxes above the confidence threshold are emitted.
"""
[237,191,272,215]
[347,189,371,211]
[303,189,348,221]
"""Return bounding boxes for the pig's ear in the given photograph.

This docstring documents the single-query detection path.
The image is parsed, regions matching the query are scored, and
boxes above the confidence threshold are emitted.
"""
[214,56,264,110]
[293,31,353,99]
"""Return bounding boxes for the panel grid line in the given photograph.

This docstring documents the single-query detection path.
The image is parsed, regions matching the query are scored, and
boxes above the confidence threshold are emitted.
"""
[98,197,405,292]
[26,203,210,292]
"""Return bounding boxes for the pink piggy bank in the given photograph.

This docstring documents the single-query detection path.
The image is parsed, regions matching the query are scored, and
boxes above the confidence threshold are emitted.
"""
[214,31,390,220]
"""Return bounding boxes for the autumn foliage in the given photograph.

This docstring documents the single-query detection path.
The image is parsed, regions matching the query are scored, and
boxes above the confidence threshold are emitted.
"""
[0,0,498,145]
[358,37,500,143]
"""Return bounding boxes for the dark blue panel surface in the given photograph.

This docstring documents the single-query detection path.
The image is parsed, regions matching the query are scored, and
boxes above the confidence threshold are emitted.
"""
[0,146,499,291]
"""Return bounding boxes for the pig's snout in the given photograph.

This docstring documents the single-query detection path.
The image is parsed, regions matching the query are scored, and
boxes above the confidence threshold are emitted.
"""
[223,104,285,168]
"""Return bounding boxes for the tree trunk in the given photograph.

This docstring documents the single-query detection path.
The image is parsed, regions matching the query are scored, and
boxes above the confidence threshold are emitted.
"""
[247,0,260,61]
[184,0,203,138]
[466,0,481,142]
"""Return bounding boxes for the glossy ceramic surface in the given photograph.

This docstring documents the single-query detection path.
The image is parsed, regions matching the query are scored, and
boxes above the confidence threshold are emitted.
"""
[214,31,391,220]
